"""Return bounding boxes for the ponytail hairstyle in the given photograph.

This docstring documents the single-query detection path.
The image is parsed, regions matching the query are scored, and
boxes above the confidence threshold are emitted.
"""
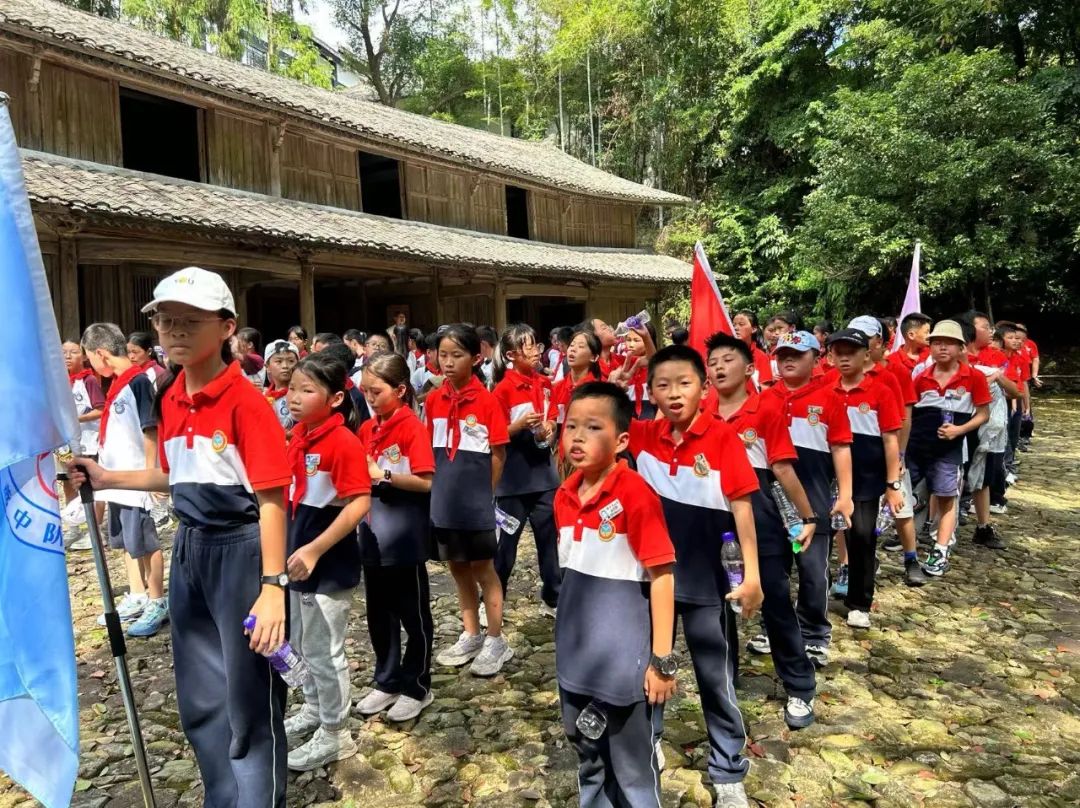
[493,323,538,384]
[569,329,602,380]
[363,352,414,407]
[293,352,361,432]
[153,308,234,421]
[437,323,484,380]
[734,309,766,351]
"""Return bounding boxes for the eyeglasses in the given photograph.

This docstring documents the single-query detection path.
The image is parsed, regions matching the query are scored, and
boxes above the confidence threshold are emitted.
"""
[150,313,222,333]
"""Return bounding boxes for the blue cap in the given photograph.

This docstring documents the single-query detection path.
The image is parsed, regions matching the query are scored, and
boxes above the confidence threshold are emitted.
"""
[774,331,820,354]
[847,315,883,338]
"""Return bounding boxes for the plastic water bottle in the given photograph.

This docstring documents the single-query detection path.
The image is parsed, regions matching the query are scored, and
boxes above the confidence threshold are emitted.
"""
[720,532,744,614]
[770,481,804,553]
[614,310,651,337]
[874,503,894,537]
[494,506,522,535]
[829,480,847,531]
[576,700,608,740]
[532,391,552,449]
[242,615,311,687]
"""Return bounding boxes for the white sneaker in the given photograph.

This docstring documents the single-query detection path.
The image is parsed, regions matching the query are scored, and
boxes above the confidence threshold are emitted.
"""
[356,688,399,716]
[284,708,320,745]
[287,726,357,771]
[435,632,485,667]
[805,644,829,668]
[784,696,815,729]
[989,503,1008,515]
[540,603,557,619]
[1005,472,1017,486]
[746,633,771,655]
[386,691,434,722]
[98,592,147,626]
[68,535,92,551]
[847,609,871,629]
[478,602,488,629]
[713,781,750,808]
[469,634,514,677]
[655,740,666,772]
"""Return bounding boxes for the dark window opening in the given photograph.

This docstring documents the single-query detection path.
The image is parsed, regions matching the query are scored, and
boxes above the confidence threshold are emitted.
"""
[506,185,529,239]
[119,87,201,181]
[359,151,403,218]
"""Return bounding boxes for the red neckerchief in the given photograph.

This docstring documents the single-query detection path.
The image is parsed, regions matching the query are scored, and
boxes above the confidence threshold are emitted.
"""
[266,387,288,401]
[503,368,548,415]
[443,376,483,461]
[287,413,344,512]
[68,368,94,386]
[99,365,145,443]
[426,361,440,375]
[413,350,425,361]
[364,404,410,456]
[345,377,356,390]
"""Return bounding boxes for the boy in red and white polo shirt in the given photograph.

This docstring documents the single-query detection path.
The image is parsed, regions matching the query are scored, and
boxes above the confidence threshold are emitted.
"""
[555,381,675,807]
[907,320,990,576]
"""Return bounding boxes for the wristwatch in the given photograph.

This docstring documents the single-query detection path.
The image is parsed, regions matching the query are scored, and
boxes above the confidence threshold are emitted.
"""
[886,480,903,491]
[800,514,819,525]
[383,469,393,483]
[261,573,289,588]
[650,653,679,678]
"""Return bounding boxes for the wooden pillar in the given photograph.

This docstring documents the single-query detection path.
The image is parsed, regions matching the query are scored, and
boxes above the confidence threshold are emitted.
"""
[299,259,316,336]
[494,275,507,333]
[58,236,80,340]
[270,122,285,197]
[234,281,250,326]
[430,268,442,326]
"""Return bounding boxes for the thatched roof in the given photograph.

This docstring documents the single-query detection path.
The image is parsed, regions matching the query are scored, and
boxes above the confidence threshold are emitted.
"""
[0,0,689,206]
[23,150,691,283]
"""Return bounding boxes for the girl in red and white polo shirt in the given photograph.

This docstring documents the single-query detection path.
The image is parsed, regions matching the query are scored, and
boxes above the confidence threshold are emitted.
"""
[357,353,437,722]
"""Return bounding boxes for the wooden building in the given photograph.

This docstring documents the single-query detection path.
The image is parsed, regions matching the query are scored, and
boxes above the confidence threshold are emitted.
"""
[0,0,690,340]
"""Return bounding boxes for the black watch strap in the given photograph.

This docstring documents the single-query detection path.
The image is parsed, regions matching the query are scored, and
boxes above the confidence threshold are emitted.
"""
[261,573,288,588]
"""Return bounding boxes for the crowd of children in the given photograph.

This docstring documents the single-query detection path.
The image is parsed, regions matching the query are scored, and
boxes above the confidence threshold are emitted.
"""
[61,265,1045,808]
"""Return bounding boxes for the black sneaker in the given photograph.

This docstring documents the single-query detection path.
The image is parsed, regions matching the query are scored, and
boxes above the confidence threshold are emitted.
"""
[904,557,928,586]
[882,535,902,552]
[917,524,934,548]
[973,524,1007,550]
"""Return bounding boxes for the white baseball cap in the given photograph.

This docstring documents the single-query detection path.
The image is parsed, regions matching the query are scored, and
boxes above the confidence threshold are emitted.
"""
[847,315,883,338]
[141,267,236,315]
[264,339,300,363]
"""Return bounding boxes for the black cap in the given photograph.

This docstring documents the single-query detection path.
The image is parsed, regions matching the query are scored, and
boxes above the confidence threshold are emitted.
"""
[825,328,870,350]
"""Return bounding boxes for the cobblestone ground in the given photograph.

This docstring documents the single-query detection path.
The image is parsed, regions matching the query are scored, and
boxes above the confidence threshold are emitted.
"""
[3,397,1079,808]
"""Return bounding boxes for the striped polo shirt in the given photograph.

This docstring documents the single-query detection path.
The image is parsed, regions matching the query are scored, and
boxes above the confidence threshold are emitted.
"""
[358,405,435,566]
[493,369,559,496]
[830,373,903,500]
[714,393,799,556]
[426,375,509,530]
[554,462,675,704]
[762,378,852,528]
[629,411,759,605]
[287,416,371,593]
[159,361,290,529]
[908,363,992,464]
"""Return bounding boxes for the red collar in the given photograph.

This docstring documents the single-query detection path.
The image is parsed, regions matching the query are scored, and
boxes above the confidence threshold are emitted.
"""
[442,376,485,460]
[266,387,288,401]
[832,373,872,394]
[173,361,243,406]
[366,405,411,450]
[99,364,146,443]
[658,410,713,445]
[717,392,760,423]
[562,461,629,508]
[68,368,94,385]
[287,413,345,511]
[503,368,540,390]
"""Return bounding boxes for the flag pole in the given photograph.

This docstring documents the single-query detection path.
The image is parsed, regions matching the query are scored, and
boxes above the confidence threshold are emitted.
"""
[70,472,157,808]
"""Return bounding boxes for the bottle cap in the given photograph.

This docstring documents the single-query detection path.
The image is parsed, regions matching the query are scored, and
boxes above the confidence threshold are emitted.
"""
[242,615,256,631]
[721,531,736,542]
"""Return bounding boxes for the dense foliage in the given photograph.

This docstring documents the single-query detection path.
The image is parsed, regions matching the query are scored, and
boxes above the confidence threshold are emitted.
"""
[68,0,1080,328]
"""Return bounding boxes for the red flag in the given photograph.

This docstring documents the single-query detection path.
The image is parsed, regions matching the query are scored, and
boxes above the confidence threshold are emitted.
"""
[688,242,734,359]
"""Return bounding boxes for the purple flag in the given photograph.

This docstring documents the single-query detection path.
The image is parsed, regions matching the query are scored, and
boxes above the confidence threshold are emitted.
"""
[890,241,921,353]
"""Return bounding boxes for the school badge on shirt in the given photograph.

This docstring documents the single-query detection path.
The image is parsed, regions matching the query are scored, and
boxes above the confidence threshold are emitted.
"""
[740,428,758,446]
[211,429,228,453]
[305,454,320,477]
[807,405,823,426]
[693,453,711,478]
[858,402,871,414]
[386,444,402,464]
[597,520,616,541]
[113,400,126,415]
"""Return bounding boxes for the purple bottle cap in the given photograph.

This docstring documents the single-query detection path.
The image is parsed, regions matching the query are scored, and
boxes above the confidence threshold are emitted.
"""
[722,531,736,542]
[242,615,256,631]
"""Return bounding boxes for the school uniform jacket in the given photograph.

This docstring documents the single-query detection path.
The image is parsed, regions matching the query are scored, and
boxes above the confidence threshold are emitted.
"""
[553,462,675,704]
[908,363,992,466]
[358,406,436,566]
[829,373,903,501]
[159,361,291,529]
[97,365,156,510]
[629,411,759,605]
[425,375,510,531]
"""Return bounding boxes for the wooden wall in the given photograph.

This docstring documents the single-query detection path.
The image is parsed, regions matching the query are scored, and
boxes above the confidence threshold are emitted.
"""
[405,164,470,229]
[205,110,271,194]
[529,191,564,243]
[470,177,507,235]
[282,130,360,210]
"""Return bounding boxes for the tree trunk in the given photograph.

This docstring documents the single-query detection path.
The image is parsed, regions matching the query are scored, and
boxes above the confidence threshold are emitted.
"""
[586,49,595,165]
